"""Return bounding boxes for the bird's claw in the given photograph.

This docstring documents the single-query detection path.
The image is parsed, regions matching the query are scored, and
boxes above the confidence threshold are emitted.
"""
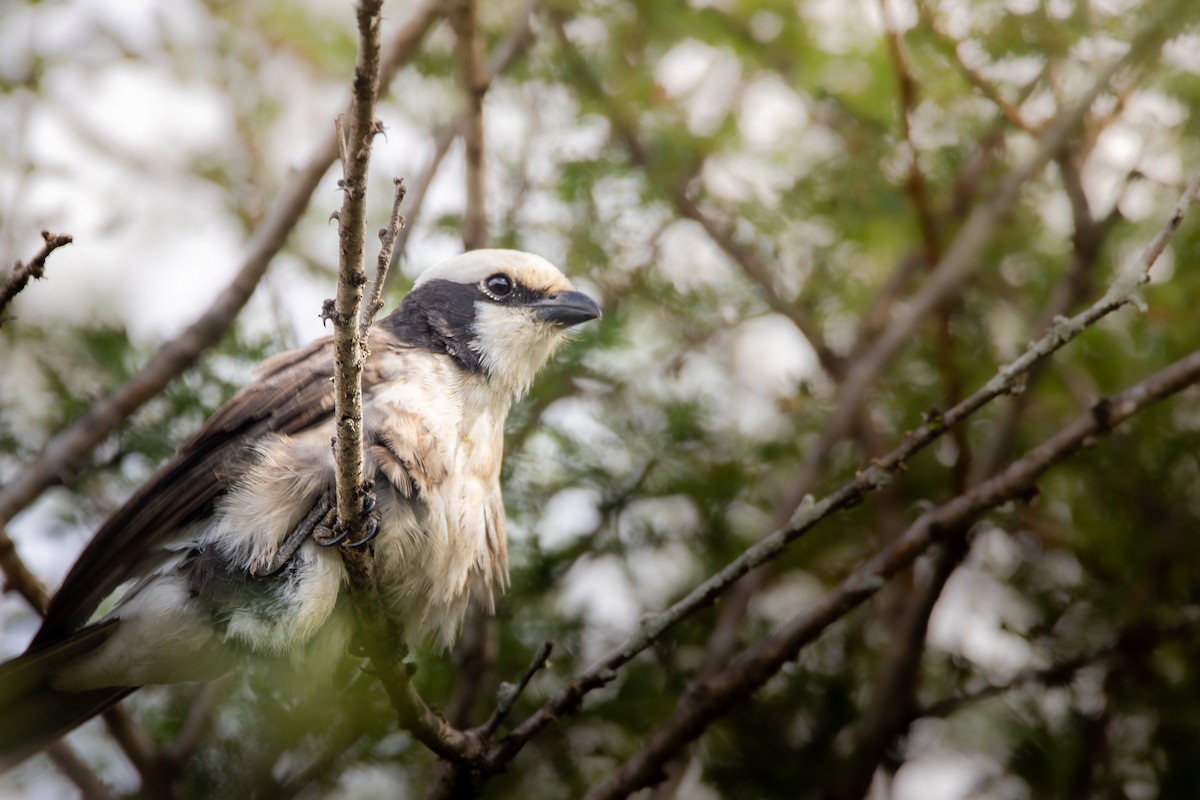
[314,491,379,548]
[344,508,380,548]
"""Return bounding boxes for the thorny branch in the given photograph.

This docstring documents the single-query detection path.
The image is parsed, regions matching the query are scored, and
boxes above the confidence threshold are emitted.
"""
[361,178,407,329]
[0,230,72,324]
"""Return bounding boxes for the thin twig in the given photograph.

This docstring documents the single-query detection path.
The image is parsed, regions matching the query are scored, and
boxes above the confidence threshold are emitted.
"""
[921,14,1037,132]
[360,178,406,328]
[480,641,553,739]
[919,617,1198,721]
[0,230,72,323]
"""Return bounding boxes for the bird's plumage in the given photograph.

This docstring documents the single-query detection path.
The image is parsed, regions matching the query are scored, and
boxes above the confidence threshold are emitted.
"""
[0,249,599,767]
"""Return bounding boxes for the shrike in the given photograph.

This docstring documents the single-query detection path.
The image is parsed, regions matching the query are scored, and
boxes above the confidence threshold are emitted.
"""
[0,249,600,767]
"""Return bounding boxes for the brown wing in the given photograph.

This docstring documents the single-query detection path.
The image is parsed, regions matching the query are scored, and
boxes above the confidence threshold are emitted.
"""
[33,332,393,648]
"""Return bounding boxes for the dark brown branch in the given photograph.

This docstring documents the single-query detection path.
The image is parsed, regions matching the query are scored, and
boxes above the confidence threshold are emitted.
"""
[586,345,1200,800]
[450,0,486,251]
[45,742,113,800]
[386,0,540,278]
[920,616,1199,721]
[0,230,72,324]
[549,17,843,379]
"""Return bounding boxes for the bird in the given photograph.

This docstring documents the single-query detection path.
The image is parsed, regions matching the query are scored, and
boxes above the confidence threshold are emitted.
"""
[0,248,601,769]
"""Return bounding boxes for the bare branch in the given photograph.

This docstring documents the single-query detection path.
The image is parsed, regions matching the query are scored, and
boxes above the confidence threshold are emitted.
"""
[329,0,385,534]
[480,641,553,740]
[550,18,843,379]
[0,521,49,611]
[326,0,488,773]
[450,0,487,251]
[165,680,227,766]
[45,742,113,800]
[387,0,539,277]
[360,178,406,329]
[919,617,1199,721]
[0,230,72,324]
[919,6,1037,133]
[587,343,1200,800]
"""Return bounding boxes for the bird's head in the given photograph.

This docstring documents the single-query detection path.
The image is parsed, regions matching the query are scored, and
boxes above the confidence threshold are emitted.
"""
[386,249,601,397]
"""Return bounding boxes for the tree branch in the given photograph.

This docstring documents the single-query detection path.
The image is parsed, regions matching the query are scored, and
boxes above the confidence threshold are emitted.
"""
[586,343,1200,799]
[549,16,843,379]
[0,230,72,324]
[450,0,487,251]
[329,0,385,534]
[918,616,1198,721]
[360,178,406,329]
[386,0,540,278]
[44,742,113,800]
[326,0,491,775]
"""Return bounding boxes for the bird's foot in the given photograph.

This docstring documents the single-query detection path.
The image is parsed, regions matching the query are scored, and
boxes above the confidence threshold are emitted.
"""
[314,489,379,548]
[252,494,333,576]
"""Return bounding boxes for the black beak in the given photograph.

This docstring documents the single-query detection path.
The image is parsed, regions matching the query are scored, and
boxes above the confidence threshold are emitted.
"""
[532,290,602,327]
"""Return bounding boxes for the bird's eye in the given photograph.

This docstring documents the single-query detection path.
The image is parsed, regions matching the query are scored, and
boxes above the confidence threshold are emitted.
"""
[484,273,513,299]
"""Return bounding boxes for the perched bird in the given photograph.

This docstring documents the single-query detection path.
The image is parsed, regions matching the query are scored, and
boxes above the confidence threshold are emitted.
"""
[0,249,600,768]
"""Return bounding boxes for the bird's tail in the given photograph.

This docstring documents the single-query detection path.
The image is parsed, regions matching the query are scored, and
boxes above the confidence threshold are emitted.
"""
[0,620,134,771]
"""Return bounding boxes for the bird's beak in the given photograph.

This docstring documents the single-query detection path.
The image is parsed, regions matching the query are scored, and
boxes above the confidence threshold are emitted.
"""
[531,290,602,327]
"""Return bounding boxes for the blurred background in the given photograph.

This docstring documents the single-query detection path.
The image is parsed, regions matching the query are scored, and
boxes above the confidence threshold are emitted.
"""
[3,0,1200,798]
